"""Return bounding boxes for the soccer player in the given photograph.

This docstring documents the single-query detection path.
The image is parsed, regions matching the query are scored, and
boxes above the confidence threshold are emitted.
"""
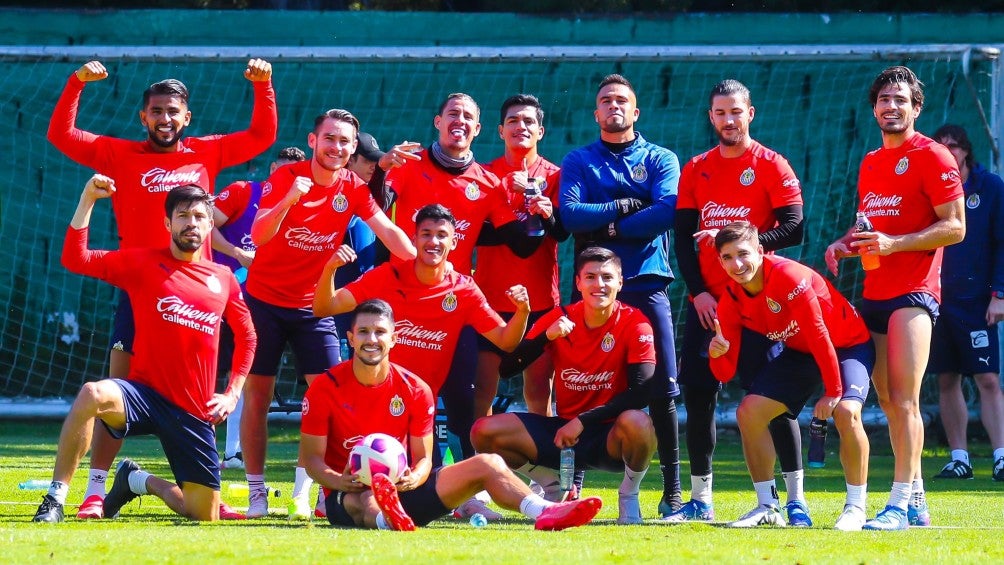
[241,109,416,520]
[825,66,965,530]
[32,175,255,523]
[476,94,568,418]
[559,74,682,515]
[211,146,307,470]
[472,247,658,525]
[47,58,277,519]
[928,124,1004,482]
[709,222,874,530]
[670,79,808,525]
[299,298,602,531]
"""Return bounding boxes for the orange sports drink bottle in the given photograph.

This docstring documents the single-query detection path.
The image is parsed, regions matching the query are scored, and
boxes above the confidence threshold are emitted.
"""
[855,212,880,271]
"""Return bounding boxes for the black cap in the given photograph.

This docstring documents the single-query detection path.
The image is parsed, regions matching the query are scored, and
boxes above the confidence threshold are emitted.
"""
[355,132,385,162]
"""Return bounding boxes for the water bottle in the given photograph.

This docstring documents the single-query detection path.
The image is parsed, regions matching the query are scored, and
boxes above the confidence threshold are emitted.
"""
[339,338,351,362]
[854,212,880,271]
[808,417,827,469]
[524,180,545,237]
[559,447,575,491]
[228,483,281,498]
[18,479,51,490]
[234,267,248,284]
[469,513,488,528]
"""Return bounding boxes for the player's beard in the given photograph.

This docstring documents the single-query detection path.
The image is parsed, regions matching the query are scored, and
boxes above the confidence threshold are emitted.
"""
[173,229,203,252]
[599,117,631,135]
[148,124,186,149]
[716,126,744,146]
[355,347,387,367]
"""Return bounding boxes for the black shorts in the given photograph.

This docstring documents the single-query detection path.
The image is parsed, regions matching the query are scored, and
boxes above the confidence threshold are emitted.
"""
[515,412,622,472]
[245,291,340,377]
[110,291,135,354]
[929,299,1000,375]
[860,292,939,334]
[477,309,551,356]
[325,467,451,527]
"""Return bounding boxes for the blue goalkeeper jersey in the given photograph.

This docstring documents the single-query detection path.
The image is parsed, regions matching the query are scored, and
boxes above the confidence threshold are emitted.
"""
[559,133,679,290]
[941,163,1004,300]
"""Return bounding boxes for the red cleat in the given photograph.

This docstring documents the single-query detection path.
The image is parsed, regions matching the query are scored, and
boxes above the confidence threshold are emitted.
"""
[76,494,104,520]
[219,501,246,520]
[371,473,416,531]
[534,496,603,531]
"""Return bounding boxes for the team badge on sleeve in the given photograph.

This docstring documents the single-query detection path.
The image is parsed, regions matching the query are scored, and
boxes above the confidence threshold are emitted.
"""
[442,292,458,312]
[766,297,782,314]
[601,332,615,352]
[332,193,349,213]
[631,163,648,183]
[389,394,405,417]
[895,157,910,175]
[739,167,756,186]
[301,397,310,416]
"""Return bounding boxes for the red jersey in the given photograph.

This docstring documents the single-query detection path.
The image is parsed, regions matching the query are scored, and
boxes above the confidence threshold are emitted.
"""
[215,180,255,222]
[529,301,655,421]
[677,140,803,299]
[857,132,964,301]
[711,256,870,397]
[61,227,256,420]
[246,161,380,308]
[48,75,278,250]
[300,361,435,476]
[386,150,516,274]
[344,262,504,394]
[476,156,562,312]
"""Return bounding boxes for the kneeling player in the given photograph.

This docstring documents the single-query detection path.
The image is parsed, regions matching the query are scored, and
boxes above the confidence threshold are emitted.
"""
[472,247,657,524]
[299,299,601,531]
[709,222,874,529]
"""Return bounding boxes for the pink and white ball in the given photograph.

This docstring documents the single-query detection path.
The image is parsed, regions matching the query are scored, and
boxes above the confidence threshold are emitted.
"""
[349,433,409,486]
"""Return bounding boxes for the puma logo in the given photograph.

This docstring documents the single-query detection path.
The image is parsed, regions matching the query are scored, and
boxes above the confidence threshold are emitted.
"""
[979,356,991,365]
[849,384,866,394]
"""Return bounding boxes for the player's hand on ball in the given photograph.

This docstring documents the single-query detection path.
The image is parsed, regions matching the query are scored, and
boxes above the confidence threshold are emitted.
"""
[244,58,272,82]
[83,174,116,200]
[76,61,108,82]
[545,316,575,341]
[708,318,730,359]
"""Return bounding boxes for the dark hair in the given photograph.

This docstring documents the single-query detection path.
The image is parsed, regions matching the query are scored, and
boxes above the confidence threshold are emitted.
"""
[313,108,360,136]
[868,65,925,109]
[142,79,189,108]
[499,94,544,126]
[714,221,759,251]
[709,79,752,108]
[164,184,213,218]
[415,203,456,229]
[597,74,634,95]
[438,92,480,118]
[276,146,306,162]
[574,246,622,277]
[933,123,974,170]
[351,299,395,330]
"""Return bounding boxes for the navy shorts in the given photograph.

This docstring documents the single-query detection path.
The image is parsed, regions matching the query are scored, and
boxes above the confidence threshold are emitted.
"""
[677,301,718,392]
[860,292,939,334]
[103,379,220,489]
[928,299,1000,375]
[325,467,451,527]
[110,291,135,354]
[617,283,679,398]
[515,412,623,472]
[477,309,550,355]
[245,291,340,377]
[837,341,876,403]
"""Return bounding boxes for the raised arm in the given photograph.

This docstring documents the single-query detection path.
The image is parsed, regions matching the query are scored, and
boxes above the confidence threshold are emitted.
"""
[312,246,361,317]
[47,61,108,165]
[218,59,278,167]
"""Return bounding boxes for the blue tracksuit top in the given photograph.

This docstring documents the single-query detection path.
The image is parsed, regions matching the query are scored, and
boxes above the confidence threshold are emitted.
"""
[559,132,679,289]
[941,163,1004,301]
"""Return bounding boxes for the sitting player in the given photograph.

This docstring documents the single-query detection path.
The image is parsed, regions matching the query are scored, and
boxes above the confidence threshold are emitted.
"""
[298,299,602,531]
[472,247,658,524]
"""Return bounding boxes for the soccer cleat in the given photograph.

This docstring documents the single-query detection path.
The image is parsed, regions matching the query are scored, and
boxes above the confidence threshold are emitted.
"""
[728,504,786,528]
[862,505,909,531]
[288,495,312,521]
[76,494,104,519]
[32,494,65,523]
[907,500,931,527]
[246,487,270,519]
[784,500,813,527]
[993,456,1004,482]
[453,496,504,521]
[834,504,867,531]
[657,492,683,518]
[534,496,603,531]
[372,473,416,531]
[103,459,141,519]
[616,493,643,525]
[219,501,246,520]
[221,453,245,470]
[661,499,715,523]
[934,459,973,479]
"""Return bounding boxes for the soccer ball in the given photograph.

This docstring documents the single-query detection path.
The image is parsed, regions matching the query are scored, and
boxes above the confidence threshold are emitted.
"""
[349,433,409,486]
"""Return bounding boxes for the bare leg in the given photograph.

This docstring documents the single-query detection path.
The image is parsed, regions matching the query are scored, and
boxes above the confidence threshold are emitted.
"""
[241,374,274,477]
[522,352,554,417]
[937,372,969,451]
[145,477,220,521]
[735,395,788,482]
[52,381,127,484]
[833,400,869,485]
[470,413,539,468]
[474,351,502,418]
[975,372,1004,448]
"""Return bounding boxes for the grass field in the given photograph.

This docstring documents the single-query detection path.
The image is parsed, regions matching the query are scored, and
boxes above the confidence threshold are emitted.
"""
[2,420,1004,564]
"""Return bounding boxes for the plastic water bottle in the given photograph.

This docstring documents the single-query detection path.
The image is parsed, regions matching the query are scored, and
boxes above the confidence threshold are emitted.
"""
[808,417,827,469]
[854,212,880,271]
[228,483,281,498]
[234,267,248,284]
[524,180,545,237]
[19,479,51,490]
[469,513,488,528]
[559,447,575,491]
[339,338,351,362]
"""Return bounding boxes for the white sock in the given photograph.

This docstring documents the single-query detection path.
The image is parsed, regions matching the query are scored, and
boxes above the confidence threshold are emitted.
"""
[519,493,551,519]
[84,469,108,499]
[246,473,265,494]
[888,481,911,511]
[910,478,925,506]
[753,480,779,508]
[691,473,713,504]
[375,512,391,530]
[845,483,867,510]
[128,470,150,495]
[782,469,805,504]
[950,449,970,466]
[292,467,312,500]
[619,465,648,496]
[224,393,244,457]
[47,481,70,505]
[993,447,1004,462]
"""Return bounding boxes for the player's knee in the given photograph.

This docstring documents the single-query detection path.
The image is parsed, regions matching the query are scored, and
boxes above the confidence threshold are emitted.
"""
[832,402,862,432]
[974,373,1003,396]
[474,453,509,476]
[75,381,114,412]
[470,416,497,452]
[615,410,654,438]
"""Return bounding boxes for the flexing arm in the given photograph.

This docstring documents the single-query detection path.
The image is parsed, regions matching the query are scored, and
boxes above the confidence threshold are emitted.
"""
[218,59,279,167]
[62,175,116,276]
[312,246,360,317]
[251,175,311,246]
[363,210,417,260]
[47,62,108,165]
[480,286,531,353]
